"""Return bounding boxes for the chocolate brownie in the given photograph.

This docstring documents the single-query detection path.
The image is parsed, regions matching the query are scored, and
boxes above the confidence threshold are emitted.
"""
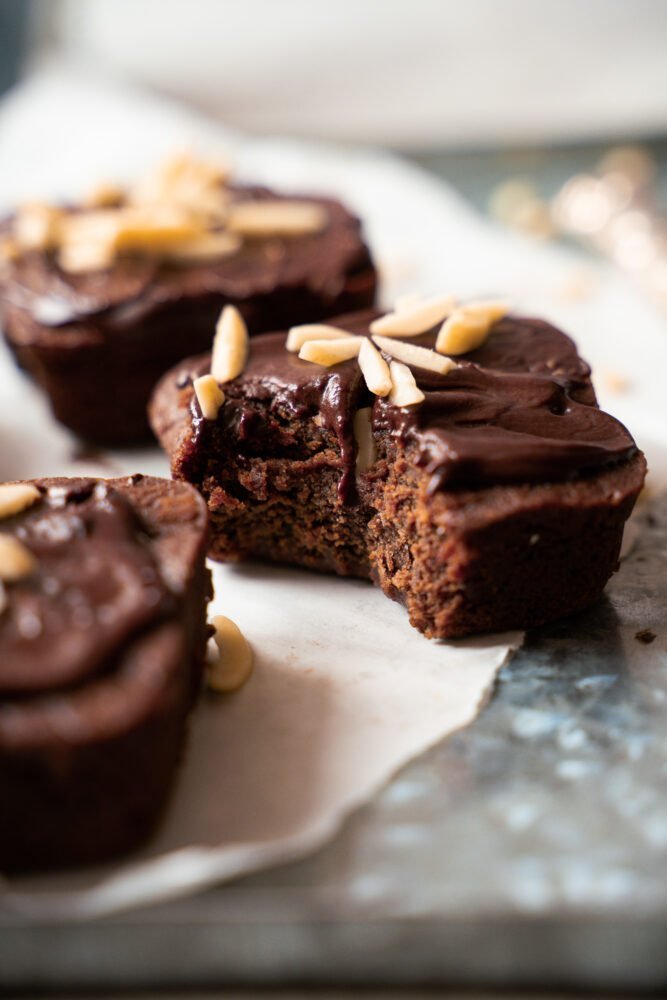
[0,162,376,445]
[150,308,645,639]
[0,474,210,871]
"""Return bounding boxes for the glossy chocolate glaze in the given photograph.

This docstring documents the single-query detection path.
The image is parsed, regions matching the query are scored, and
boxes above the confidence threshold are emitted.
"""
[0,187,372,331]
[183,309,637,497]
[0,479,172,698]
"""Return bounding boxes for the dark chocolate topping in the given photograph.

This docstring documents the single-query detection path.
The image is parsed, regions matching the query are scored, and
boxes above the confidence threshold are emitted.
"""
[0,479,173,697]
[0,187,370,330]
[184,308,637,496]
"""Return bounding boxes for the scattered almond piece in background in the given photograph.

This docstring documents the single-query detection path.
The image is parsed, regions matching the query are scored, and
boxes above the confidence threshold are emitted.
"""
[207,615,254,693]
[159,231,241,264]
[58,240,116,274]
[84,182,125,209]
[227,200,327,238]
[14,202,64,251]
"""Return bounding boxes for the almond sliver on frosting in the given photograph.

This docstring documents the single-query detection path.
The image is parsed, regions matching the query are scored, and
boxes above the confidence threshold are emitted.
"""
[372,334,456,375]
[298,337,362,366]
[286,324,356,352]
[369,294,456,337]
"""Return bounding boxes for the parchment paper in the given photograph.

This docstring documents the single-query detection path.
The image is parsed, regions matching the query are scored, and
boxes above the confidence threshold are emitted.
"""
[0,70,664,919]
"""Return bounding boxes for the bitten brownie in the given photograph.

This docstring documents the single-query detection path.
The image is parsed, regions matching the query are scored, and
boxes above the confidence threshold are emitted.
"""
[0,166,376,445]
[150,308,645,639]
[0,474,210,872]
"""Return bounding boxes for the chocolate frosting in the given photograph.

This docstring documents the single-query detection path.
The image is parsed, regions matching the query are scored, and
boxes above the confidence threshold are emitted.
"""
[185,309,637,497]
[0,480,172,698]
[0,187,371,331]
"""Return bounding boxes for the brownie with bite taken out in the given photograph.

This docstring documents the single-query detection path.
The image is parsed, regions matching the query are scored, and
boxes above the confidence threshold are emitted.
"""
[150,300,645,639]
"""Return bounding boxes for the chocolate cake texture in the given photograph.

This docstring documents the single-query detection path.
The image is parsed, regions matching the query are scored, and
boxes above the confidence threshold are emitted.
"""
[150,306,645,639]
[0,474,210,871]
[0,159,376,445]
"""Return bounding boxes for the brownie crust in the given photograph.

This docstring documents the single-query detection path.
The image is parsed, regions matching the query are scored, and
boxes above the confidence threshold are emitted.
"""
[0,475,211,872]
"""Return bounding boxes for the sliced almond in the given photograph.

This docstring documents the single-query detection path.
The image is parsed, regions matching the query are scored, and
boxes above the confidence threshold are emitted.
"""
[286,324,355,352]
[227,200,327,238]
[59,209,123,248]
[0,484,41,520]
[58,240,116,274]
[369,294,456,337]
[130,151,231,208]
[298,337,362,367]
[193,374,225,420]
[13,203,64,251]
[141,177,230,227]
[63,206,204,253]
[211,305,249,383]
[358,337,392,397]
[372,334,456,375]
[207,614,253,693]
[435,311,490,355]
[149,151,230,192]
[459,299,510,324]
[0,534,37,582]
[435,300,510,355]
[112,207,204,252]
[62,205,234,266]
[158,231,241,264]
[388,361,425,408]
[175,186,230,226]
[354,407,376,473]
[131,152,192,202]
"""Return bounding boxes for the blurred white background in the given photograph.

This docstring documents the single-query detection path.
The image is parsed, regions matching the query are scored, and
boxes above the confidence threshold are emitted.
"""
[26,0,667,148]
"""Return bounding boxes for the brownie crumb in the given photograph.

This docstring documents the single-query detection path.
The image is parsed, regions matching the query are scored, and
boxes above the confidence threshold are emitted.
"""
[635,628,657,644]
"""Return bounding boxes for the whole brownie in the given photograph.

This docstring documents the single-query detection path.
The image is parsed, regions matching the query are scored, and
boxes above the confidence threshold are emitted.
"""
[150,307,645,639]
[0,474,211,871]
[0,160,376,445]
